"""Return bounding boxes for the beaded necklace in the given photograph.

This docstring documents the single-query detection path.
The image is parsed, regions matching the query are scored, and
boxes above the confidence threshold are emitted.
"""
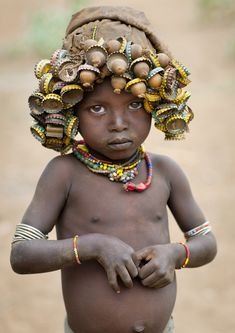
[72,140,153,192]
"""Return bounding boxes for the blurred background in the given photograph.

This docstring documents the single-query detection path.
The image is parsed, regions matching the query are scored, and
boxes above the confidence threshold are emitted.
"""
[1,0,235,332]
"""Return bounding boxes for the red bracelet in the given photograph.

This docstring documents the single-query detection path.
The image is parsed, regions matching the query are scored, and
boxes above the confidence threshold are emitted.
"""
[178,242,190,268]
[73,235,81,264]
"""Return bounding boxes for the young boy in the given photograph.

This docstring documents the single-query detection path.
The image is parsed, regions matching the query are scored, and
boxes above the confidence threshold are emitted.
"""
[10,6,217,333]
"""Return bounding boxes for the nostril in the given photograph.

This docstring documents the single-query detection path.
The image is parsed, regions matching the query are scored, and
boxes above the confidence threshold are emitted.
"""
[109,115,128,132]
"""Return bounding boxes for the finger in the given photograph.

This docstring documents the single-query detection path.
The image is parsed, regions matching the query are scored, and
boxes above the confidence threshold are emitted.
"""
[126,259,138,278]
[149,277,170,289]
[141,271,159,287]
[135,247,150,261]
[131,252,140,269]
[116,266,133,289]
[149,271,175,288]
[142,271,170,288]
[106,268,120,293]
[138,261,155,279]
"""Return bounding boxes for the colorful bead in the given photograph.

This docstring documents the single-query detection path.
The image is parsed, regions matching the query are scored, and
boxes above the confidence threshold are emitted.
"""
[72,141,152,192]
[123,152,152,192]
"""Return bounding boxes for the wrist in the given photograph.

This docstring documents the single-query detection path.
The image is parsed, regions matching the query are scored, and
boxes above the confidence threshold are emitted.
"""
[170,243,188,269]
[76,233,107,262]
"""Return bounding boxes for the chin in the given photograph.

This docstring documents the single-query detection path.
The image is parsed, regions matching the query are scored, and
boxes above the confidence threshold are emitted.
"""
[88,144,139,162]
[105,150,137,162]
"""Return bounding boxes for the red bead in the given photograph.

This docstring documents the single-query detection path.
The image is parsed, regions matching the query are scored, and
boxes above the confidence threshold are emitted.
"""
[125,182,136,191]
[136,182,147,192]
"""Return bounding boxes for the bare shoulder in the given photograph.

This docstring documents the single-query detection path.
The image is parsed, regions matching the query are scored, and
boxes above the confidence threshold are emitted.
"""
[45,153,77,172]
[150,153,185,182]
[41,153,78,183]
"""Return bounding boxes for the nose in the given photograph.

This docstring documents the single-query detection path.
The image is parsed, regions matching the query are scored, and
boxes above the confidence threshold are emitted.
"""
[108,109,128,132]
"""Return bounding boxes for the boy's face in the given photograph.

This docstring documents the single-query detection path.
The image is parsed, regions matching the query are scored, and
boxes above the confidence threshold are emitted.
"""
[77,79,151,161]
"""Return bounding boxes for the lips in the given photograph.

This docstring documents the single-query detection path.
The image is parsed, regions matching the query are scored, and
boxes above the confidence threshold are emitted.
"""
[108,138,133,150]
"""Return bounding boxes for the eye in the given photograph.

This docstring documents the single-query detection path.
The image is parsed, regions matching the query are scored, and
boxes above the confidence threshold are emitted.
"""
[89,105,105,114]
[129,101,143,110]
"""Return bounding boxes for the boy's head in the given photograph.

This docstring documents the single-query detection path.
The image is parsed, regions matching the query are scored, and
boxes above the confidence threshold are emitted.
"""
[77,77,151,161]
[28,6,193,153]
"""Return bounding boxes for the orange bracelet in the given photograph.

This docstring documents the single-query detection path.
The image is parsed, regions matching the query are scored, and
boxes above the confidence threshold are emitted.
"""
[178,242,190,268]
[73,235,81,264]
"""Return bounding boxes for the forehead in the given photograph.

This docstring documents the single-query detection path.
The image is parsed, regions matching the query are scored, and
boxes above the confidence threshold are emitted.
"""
[82,78,137,103]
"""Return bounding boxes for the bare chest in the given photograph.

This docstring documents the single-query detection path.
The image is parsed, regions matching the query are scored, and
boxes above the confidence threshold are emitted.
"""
[57,164,170,248]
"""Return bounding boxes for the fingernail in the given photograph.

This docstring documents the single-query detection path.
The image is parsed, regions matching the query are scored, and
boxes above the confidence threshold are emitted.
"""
[116,290,120,294]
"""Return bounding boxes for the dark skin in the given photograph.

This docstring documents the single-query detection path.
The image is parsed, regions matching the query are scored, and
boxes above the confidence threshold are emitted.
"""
[10,79,217,333]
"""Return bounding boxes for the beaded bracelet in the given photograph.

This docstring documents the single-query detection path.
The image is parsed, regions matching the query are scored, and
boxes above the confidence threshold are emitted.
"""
[178,242,190,268]
[73,235,81,264]
[184,221,211,239]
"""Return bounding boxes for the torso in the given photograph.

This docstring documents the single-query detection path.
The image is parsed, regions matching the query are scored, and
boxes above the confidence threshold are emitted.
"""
[56,153,176,333]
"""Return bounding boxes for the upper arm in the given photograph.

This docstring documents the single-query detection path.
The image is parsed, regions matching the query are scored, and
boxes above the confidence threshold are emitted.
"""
[21,156,73,234]
[162,157,206,232]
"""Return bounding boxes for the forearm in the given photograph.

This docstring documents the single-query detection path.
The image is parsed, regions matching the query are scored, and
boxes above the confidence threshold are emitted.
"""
[10,238,75,274]
[10,232,129,274]
[10,233,101,274]
[172,232,217,269]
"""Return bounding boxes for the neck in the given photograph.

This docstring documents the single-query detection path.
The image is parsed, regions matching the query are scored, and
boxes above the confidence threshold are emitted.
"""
[87,146,140,165]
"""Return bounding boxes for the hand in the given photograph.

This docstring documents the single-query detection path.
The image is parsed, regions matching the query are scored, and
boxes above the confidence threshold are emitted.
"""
[135,244,176,289]
[95,235,139,293]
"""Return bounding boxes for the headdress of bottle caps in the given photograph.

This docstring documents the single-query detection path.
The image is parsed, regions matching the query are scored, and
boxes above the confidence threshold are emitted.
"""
[28,7,193,154]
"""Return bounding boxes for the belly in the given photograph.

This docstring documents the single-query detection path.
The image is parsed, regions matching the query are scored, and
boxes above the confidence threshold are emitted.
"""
[62,262,176,333]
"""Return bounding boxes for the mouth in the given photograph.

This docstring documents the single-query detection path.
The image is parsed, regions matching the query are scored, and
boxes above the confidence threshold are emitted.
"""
[108,138,133,150]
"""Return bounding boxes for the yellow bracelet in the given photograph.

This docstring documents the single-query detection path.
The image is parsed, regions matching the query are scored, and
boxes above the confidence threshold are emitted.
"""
[73,235,81,264]
[178,242,190,268]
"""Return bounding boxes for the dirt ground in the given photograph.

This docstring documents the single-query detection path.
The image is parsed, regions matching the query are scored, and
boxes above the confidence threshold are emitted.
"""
[1,0,235,332]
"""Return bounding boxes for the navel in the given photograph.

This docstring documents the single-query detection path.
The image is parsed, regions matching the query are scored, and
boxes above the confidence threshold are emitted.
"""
[90,217,100,224]
[132,320,145,332]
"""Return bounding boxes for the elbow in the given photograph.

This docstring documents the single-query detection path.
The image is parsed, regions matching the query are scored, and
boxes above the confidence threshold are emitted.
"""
[206,232,218,263]
[10,261,25,275]
[10,255,24,274]
[10,252,24,274]
[10,243,30,274]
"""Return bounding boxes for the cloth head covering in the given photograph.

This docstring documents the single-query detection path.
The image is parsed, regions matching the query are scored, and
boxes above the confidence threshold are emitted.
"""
[63,6,169,55]
[28,6,193,153]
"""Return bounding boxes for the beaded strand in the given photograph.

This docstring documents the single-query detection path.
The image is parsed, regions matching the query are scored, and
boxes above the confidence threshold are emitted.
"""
[123,152,153,192]
[72,141,153,192]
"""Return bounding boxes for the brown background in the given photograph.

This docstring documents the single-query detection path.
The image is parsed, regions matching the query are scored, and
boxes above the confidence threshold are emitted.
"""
[1,0,235,332]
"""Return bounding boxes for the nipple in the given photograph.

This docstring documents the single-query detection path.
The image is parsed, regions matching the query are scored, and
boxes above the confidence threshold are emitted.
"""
[132,320,145,332]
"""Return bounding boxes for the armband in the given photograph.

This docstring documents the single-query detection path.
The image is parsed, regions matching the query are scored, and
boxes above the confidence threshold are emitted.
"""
[12,223,48,244]
[184,221,211,240]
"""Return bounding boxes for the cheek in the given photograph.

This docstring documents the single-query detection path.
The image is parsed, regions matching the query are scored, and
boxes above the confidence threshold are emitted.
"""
[132,113,152,138]
[78,117,105,144]
[77,112,92,135]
